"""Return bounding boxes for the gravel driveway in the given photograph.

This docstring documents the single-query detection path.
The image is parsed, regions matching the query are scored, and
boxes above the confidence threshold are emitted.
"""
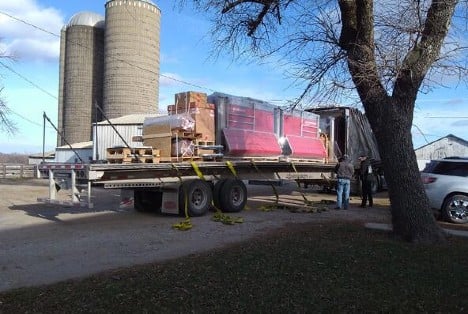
[0,179,391,292]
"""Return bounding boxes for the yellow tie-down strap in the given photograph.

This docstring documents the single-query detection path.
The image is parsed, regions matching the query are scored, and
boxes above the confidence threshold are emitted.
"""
[191,161,205,180]
[259,161,328,213]
[171,163,193,230]
[172,217,193,231]
[249,159,280,211]
[225,160,237,177]
[211,211,244,225]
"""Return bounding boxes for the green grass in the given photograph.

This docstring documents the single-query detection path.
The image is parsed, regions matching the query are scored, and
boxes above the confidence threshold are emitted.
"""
[1,223,467,313]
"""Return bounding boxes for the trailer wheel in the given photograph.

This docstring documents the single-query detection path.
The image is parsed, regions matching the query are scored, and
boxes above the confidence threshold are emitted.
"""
[179,179,213,217]
[217,179,247,213]
[134,190,162,213]
[212,179,227,210]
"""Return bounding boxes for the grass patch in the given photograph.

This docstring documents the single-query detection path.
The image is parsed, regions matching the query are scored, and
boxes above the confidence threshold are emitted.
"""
[1,223,467,313]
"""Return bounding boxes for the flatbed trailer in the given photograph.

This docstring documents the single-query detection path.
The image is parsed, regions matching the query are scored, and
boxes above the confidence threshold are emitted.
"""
[37,159,336,216]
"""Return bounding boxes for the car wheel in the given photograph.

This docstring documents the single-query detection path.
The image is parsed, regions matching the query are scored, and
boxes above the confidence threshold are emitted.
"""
[442,194,468,224]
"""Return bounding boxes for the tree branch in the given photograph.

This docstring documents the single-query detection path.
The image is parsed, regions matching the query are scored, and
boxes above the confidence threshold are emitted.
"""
[394,0,459,98]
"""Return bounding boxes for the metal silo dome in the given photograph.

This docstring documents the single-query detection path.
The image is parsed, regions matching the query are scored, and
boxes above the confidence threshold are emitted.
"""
[103,0,161,119]
[57,11,105,146]
[68,11,105,28]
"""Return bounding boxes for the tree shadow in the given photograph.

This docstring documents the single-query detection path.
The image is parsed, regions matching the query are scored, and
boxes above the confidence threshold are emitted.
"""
[8,187,127,222]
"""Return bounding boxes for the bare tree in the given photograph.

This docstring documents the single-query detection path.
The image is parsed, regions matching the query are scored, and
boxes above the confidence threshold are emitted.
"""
[182,0,468,242]
[0,47,17,135]
[0,88,17,135]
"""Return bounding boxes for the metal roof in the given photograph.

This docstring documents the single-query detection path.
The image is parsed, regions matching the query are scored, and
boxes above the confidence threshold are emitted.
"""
[57,141,93,150]
[68,11,105,28]
[96,113,164,125]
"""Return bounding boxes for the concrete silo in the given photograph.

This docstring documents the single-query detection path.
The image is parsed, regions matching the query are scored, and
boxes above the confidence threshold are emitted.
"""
[103,0,161,119]
[57,12,105,146]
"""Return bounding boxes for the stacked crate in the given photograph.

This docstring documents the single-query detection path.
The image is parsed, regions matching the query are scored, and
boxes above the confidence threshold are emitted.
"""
[142,118,200,160]
[169,91,216,156]
[170,92,215,142]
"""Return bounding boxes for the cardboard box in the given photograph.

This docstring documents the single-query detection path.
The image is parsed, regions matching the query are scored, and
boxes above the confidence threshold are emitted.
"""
[143,136,172,158]
[143,124,172,157]
[168,104,215,142]
[174,91,208,110]
[143,123,172,138]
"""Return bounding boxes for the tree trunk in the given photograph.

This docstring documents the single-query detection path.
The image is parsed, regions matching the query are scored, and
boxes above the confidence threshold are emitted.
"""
[366,97,446,243]
[338,0,449,243]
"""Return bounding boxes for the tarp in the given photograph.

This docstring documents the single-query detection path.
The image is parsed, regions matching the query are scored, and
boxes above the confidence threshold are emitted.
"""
[308,107,381,164]
[346,108,381,162]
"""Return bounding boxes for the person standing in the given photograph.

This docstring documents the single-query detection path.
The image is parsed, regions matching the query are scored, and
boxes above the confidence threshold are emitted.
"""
[358,154,374,208]
[333,154,355,210]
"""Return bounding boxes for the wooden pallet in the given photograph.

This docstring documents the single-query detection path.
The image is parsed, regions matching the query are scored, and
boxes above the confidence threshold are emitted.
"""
[159,156,202,163]
[106,147,160,160]
[196,140,215,146]
[107,156,161,164]
[172,130,202,139]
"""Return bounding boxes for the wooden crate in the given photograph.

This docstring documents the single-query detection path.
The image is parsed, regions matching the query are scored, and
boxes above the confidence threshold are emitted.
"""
[174,91,208,109]
[167,104,215,142]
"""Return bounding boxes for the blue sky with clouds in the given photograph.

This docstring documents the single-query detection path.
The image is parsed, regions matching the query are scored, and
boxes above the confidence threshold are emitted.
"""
[0,0,467,154]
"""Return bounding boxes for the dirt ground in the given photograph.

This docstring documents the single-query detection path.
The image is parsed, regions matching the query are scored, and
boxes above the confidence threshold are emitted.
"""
[0,178,440,292]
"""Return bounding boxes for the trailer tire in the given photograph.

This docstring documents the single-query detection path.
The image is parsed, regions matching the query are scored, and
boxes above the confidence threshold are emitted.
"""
[212,179,227,211]
[217,179,247,213]
[134,190,162,213]
[179,179,213,217]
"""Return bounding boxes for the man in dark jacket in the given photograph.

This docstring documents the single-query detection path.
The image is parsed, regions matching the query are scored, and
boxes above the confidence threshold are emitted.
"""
[358,154,374,208]
[333,154,355,210]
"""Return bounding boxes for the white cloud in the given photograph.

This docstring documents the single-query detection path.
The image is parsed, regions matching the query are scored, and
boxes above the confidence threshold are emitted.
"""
[412,101,468,148]
[0,0,64,62]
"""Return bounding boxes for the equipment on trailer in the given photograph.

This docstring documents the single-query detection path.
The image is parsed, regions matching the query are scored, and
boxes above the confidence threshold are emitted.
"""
[37,92,384,214]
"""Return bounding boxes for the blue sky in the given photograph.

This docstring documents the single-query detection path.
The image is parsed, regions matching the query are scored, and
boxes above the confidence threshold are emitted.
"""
[0,0,467,154]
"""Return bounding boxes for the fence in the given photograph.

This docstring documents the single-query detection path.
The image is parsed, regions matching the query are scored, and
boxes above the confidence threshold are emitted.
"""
[0,164,37,179]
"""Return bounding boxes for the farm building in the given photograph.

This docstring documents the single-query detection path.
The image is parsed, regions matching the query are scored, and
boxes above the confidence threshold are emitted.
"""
[93,113,161,161]
[28,151,55,165]
[415,134,468,170]
[55,141,94,163]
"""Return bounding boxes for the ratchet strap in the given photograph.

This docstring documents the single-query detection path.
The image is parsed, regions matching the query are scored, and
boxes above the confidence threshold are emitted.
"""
[289,161,328,213]
[249,159,279,212]
[171,163,193,231]
[191,161,205,180]
[226,160,238,177]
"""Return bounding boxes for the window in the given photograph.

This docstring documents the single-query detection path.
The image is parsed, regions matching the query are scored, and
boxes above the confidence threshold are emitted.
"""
[431,161,468,177]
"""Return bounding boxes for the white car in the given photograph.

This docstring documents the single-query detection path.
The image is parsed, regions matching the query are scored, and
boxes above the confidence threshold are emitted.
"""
[421,158,468,224]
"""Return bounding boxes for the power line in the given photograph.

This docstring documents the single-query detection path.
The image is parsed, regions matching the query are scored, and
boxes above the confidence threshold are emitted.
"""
[0,10,218,94]
[0,60,58,99]
[9,109,54,130]
[0,11,60,39]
